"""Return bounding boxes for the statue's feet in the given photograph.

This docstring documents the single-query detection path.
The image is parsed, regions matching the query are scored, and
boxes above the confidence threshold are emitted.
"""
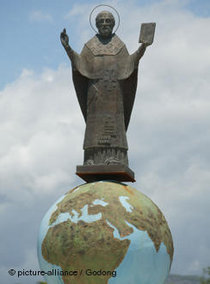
[84,159,94,165]
[104,157,121,165]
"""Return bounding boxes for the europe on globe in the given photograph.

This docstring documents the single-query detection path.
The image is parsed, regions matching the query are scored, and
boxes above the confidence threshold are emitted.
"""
[37,181,173,284]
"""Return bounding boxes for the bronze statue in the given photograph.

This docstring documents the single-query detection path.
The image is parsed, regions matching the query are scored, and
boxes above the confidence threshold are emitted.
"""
[60,9,155,182]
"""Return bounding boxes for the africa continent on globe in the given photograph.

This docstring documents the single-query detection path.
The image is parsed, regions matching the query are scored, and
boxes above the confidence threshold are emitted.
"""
[37,181,173,284]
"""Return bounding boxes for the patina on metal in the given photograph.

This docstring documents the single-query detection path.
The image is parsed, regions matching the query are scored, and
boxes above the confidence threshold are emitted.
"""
[60,9,155,182]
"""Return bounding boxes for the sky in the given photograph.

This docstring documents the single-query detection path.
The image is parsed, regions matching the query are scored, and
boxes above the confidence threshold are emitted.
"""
[0,0,210,283]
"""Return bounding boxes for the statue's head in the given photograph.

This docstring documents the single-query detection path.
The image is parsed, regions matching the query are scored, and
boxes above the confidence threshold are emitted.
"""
[95,11,115,38]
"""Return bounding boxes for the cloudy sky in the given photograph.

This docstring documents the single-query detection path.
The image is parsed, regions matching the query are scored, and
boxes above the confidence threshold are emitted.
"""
[1,0,210,283]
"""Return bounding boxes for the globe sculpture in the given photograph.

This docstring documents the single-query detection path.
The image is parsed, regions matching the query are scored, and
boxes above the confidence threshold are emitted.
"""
[37,181,173,284]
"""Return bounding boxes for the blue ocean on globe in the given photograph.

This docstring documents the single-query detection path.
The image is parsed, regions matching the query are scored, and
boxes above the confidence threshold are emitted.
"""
[37,182,173,284]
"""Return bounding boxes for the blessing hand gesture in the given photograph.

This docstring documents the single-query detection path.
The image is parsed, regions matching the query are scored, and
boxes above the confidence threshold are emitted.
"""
[60,28,69,48]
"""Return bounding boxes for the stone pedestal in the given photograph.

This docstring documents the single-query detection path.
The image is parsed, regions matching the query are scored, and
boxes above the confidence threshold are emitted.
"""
[76,164,135,182]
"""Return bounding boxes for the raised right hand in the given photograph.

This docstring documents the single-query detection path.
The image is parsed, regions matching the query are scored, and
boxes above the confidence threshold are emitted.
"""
[60,28,69,47]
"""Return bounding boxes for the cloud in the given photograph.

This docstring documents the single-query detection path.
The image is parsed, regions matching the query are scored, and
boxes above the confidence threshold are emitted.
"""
[0,66,84,199]
[1,0,210,282]
[29,10,53,23]
[0,65,85,283]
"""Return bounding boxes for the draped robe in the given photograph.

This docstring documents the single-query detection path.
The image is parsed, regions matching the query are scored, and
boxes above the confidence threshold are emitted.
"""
[71,34,139,165]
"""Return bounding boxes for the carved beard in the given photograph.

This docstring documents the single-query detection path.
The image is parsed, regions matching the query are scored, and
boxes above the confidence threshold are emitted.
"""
[98,25,113,38]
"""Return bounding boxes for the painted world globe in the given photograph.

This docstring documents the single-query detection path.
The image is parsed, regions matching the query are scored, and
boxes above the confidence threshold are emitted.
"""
[37,181,173,284]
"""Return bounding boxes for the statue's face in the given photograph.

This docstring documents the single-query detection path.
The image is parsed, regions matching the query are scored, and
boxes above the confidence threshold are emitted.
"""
[96,12,115,38]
